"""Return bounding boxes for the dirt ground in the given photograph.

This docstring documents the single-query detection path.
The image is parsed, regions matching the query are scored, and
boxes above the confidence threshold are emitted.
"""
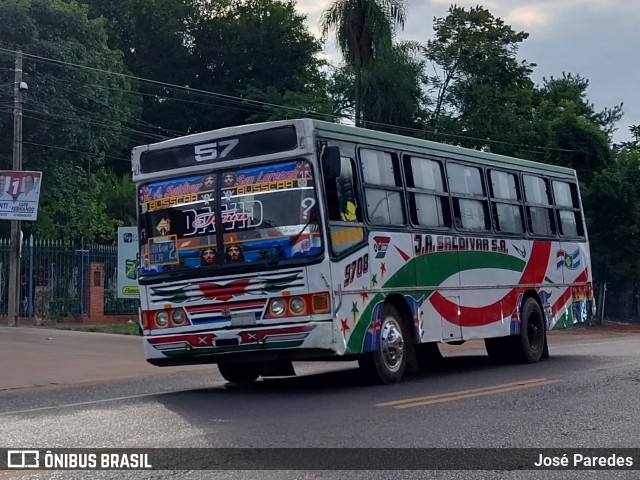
[550,320,640,337]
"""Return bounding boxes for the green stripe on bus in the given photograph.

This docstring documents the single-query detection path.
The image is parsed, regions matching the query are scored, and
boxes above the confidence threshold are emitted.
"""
[346,251,527,354]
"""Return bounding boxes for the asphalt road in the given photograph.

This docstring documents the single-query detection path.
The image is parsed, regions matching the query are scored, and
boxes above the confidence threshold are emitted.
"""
[1,324,639,479]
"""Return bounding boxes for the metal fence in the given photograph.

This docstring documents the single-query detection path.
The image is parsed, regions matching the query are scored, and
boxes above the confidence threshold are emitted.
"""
[0,236,138,319]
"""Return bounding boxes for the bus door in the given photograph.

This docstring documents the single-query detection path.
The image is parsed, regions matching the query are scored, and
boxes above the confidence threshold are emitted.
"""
[321,148,367,344]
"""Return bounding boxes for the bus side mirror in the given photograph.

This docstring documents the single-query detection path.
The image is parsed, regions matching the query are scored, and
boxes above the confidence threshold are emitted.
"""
[321,146,341,178]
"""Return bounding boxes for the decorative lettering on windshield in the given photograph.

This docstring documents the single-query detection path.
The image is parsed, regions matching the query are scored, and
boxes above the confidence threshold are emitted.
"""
[183,200,264,237]
[138,159,322,275]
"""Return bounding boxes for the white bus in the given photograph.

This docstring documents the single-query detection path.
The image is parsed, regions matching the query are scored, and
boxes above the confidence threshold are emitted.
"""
[132,119,593,384]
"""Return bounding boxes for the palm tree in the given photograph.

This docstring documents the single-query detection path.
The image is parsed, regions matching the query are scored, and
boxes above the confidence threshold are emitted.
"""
[320,0,406,126]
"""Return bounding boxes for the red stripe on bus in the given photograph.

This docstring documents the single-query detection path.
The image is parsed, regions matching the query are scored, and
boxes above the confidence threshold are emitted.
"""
[430,241,552,327]
[551,269,589,316]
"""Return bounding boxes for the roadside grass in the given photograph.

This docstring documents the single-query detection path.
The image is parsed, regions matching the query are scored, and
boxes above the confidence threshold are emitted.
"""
[54,322,141,335]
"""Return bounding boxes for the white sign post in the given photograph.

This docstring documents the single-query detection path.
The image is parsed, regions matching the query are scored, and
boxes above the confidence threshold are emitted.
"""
[117,227,140,299]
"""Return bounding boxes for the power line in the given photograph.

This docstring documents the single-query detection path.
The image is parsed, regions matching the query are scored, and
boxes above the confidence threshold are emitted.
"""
[45,76,189,137]
[0,46,585,155]
[23,140,131,163]
[0,104,167,141]
[0,47,301,118]
[0,109,137,162]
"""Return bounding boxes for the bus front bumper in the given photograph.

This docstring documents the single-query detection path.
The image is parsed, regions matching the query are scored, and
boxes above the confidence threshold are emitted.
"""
[143,320,337,365]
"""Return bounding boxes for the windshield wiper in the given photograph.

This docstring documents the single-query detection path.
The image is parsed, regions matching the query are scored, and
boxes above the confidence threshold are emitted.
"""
[289,218,313,248]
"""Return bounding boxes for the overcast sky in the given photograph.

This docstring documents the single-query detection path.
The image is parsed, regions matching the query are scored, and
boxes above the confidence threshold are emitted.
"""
[298,0,638,144]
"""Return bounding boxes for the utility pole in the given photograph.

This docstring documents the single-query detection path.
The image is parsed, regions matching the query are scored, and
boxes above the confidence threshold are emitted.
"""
[7,50,23,327]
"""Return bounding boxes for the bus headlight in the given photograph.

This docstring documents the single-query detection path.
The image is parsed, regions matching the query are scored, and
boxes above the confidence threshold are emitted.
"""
[289,297,305,314]
[156,311,169,327]
[172,309,186,325]
[270,299,286,316]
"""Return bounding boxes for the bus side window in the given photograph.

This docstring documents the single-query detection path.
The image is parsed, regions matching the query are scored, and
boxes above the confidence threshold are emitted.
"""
[324,153,365,256]
[337,164,359,222]
[326,156,360,223]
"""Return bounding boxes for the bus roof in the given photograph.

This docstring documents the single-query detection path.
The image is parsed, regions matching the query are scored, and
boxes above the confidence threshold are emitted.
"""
[133,118,578,181]
[311,119,577,178]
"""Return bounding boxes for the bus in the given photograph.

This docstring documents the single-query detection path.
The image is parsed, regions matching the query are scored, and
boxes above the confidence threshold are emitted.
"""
[132,118,594,384]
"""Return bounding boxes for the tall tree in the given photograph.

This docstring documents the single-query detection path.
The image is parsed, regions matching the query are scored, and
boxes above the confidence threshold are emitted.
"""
[359,41,425,132]
[89,0,330,133]
[0,0,141,240]
[320,0,406,126]
[532,74,620,183]
[585,148,640,290]
[192,0,331,130]
[84,0,199,134]
[422,5,535,154]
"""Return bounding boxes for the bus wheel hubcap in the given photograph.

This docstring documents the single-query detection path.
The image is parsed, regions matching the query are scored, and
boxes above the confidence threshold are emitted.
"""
[381,318,404,373]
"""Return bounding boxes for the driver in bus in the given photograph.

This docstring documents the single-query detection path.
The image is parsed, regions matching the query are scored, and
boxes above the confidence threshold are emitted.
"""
[225,244,245,263]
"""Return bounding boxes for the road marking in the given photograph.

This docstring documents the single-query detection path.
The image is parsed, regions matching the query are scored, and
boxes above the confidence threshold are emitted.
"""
[377,378,559,409]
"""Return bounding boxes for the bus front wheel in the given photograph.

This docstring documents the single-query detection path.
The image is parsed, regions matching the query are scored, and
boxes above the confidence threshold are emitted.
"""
[358,304,407,384]
[218,362,262,383]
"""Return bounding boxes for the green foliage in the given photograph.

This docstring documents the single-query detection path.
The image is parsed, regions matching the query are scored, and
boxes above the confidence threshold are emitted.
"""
[0,0,141,240]
[360,41,425,131]
[533,75,615,183]
[0,0,37,46]
[618,125,640,151]
[320,0,406,125]
[33,166,123,242]
[585,149,640,285]
[101,173,137,227]
[88,0,330,133]
[422,5,535,154]
[85,0,198,134]
[191,0,330,129]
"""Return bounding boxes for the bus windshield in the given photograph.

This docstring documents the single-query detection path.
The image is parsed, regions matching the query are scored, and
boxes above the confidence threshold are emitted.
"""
[138,159,322,276]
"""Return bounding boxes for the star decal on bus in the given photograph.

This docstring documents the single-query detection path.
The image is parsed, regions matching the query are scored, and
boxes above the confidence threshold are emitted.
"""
[371,274,378,288]
[380,263,387,280]
[351,302,360,324]
[360,288,369,304]
[340,318,350,337]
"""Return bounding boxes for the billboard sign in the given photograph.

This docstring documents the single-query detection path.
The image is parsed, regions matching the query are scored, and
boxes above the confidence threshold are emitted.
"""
[0,170,43,221]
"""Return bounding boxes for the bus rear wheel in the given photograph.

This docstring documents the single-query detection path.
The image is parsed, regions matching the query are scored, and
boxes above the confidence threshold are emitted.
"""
[485,297,546,364]
[358,304,407,384]
[514,297,546,363]
[218,362,262,383]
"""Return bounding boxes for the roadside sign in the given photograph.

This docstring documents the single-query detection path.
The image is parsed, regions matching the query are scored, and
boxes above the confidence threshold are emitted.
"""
[0,170,43,221]
[117,227,140,299]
